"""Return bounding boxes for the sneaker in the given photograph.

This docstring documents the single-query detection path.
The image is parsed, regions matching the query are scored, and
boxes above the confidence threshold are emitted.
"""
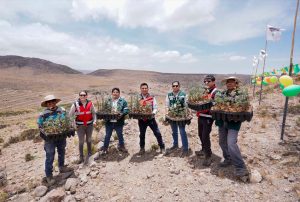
[160,147,166,154]
[195,150,205,157]
[118,145,128,153]
[138,148,145,155]
[164,145,178,156]
[46,176,55,186]
[180,150,189,158]
[59,166,73,173]
[219,159,232,167]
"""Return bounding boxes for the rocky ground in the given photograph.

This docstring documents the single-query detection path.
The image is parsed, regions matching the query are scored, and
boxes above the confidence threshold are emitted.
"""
[0,75,299,202]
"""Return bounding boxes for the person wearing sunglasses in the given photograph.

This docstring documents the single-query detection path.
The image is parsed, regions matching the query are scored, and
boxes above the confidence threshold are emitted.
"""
[165,81,189,157]
[195,75,218,166]
[37,95,72,185]
[69,90,97,164]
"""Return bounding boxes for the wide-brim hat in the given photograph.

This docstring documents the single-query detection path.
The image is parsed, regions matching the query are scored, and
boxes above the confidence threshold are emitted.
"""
[41,95,61,107]
[221,76,241,85]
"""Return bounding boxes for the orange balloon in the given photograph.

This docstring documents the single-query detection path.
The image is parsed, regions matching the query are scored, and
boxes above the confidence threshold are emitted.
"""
[265,77,271,83]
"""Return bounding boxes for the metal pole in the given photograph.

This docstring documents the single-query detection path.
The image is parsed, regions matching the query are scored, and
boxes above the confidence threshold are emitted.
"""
[252,60,260,98]
[281,0,299,140]
[259,39,268,105]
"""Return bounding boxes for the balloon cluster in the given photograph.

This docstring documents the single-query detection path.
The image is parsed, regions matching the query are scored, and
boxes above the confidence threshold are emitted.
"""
[253,75,300,97]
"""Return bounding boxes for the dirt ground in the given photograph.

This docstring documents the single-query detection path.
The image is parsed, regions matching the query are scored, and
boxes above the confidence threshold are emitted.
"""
[0,70,299,202]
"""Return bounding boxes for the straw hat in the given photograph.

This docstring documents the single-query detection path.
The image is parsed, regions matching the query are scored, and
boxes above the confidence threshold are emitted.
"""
[41,95,61,107]
[221,76,241,85]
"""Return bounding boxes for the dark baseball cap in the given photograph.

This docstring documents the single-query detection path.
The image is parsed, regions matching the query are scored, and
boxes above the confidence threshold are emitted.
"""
[204,75,215,81]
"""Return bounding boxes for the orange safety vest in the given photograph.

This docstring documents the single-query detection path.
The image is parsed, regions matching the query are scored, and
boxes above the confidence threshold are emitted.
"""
[75,101,93,126]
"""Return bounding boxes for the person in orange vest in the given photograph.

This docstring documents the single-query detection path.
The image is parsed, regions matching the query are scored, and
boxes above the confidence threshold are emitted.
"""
[69,90,97,164]
[137,83,165,155]
[195,75,218,166]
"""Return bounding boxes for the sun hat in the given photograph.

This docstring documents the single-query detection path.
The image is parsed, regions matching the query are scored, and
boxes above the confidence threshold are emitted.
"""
[41,95,61,107]
[221,76,241,85]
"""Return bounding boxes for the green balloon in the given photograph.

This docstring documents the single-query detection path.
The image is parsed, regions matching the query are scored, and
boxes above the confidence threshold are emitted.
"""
[280,83,285,89]
[270,76,278,83]
[251,79,256,84]
[282,85,300,97]
[262,80,268,86]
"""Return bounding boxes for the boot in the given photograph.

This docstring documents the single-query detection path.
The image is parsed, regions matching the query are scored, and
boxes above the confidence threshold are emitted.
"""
[202,154,212,166]
[118,145,128,153]
[59,166,73,173]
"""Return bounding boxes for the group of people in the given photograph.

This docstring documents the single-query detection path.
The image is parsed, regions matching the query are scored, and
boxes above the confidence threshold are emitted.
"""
[37,75,249,184]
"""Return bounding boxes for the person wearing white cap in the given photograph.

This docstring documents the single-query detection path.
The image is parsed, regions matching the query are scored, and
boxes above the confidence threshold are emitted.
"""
[215,77,249,179]
[37,95,72,185]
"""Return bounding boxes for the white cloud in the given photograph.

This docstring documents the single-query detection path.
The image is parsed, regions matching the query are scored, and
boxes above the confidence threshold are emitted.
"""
[229,55,247,61]
[0,20,196,71]
[71,0,218,31]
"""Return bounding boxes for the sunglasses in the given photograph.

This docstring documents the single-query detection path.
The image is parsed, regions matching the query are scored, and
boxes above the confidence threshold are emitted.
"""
[172,85,179,87]
[204,80,212,83]
[79,94,87,97]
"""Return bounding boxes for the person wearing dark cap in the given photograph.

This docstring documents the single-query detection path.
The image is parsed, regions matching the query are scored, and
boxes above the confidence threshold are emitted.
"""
[195,75,218,166]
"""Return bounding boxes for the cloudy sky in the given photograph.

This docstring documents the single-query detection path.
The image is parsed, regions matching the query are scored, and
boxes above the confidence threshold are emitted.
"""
[0,0,299,74]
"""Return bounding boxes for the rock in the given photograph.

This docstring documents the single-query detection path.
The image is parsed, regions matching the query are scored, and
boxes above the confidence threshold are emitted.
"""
[288,175,296,182]
[34,186,48,197]
[268,154,282,160]
[75,193,86,201]
[0,167,7,187]
[170,169,180,175]
[65,178,78,192]
[90,171,99,179]
[250,170,262,183]
[279,157,299,165]
[40,188,65,202]
[64,195,76,202]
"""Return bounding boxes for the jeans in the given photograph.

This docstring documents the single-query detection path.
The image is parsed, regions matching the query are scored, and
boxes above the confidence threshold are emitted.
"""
[170,122,188,151]
[44,138,67,177]
[77,124,93,157]
[198,117,213,156]
[104,122,125,148]
[138,118,165,149]
[218,124,246,171]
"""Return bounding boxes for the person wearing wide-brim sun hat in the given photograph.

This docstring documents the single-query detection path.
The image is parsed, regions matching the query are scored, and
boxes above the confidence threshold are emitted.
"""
[37,95,72,185]
[215,77,249,179]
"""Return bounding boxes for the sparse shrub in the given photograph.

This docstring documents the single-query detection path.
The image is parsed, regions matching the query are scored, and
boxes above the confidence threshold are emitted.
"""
[25,153,34,162]
[261,122,266,129]
[4,136,21,147]
[296,117,300,127]
[83,144,97,156]
[0,190,8,202]
[0,138,4,143]
[0,125,6,130]
[288,104,300,114]
[113,132,118,141]
[20,129,39,141]
[150,143,159,151]
[271,113,277,119]
[0,110,31,117]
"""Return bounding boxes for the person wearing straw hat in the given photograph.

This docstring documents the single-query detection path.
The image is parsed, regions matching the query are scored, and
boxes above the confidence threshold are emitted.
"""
[69,90,97,164]
[215,77,249,179]
[37,95,72,185]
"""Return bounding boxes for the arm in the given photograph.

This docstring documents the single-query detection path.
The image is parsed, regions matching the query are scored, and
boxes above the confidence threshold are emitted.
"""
[152,97,158,114]
[69,103,76,117]
[91,103,97,124]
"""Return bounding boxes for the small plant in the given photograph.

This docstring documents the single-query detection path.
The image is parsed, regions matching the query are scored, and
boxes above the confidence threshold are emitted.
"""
[0,138,3,143]
[187,85,211,104]
[129,94,152,114]
[212,87,250,112]
[296,117,300,127]
[25,153,34,162]
[41,113,74,135]
[0,190,8,202]
[150,143,159,151]
[288,104,300,114]
[83,144,97,156]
